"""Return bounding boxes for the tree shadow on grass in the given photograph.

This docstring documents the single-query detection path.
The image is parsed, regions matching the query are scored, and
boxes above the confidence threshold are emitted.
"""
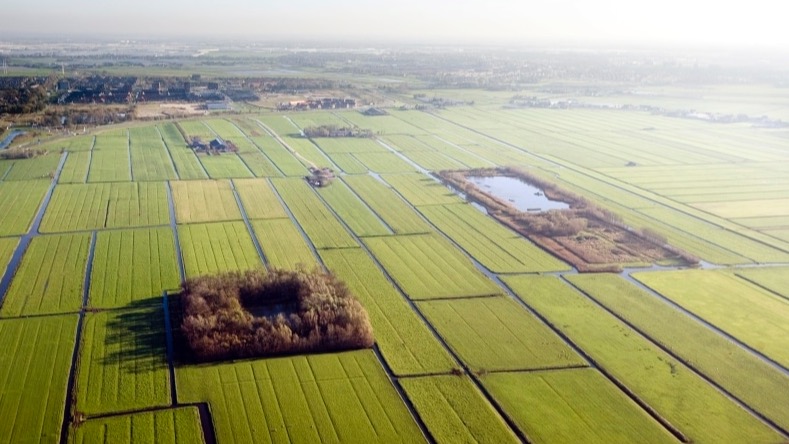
[99,296,169,375]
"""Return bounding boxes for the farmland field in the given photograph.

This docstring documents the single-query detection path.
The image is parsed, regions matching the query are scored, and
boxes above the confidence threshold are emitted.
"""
[364,234,501,299]
[342,175,432,234]
[76,308,170,414]
[634,269,789,369]
[271,178,358,249]
[567,273,789,432]
[0,315,77,444]
[0,180,49,236]
[170,180,241,224]
[400,375,519,444]
[233,178,288,219]
[6,77,789,443]
[482,368,676,444]
[1,234,90,317]
[419,203,569,273]
[320,248,457,375]
[41,182,170,232]
[251,219,317,269]
[176,350,425,443]
[505,274,784,443]
[89,228,180,308]
[69,407,203,444]
[178,221,262,277]
[417,296,584,371]
[0,237,17,274]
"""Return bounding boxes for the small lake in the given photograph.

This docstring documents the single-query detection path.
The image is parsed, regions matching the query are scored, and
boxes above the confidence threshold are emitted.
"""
[467,176,570,212]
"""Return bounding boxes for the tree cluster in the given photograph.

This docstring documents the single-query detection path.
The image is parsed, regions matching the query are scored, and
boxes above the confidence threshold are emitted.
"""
[180,268,374,361]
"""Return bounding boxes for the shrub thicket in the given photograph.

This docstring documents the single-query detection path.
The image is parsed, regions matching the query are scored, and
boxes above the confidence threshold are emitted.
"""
[180,267,374,361]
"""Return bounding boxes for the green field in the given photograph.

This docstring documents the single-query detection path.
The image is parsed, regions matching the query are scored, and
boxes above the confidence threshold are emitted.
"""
[76,308,170,414]
[170,180,241,224]
[400,375,519,444]
[320,248,457,375]
[418,296,584,371]
[271,178,359,249]
[89,228,180,308]
[342,175,433,234]
[317,179,391,236]
[419,203,569,273]
[364,234,500,299]
[735,266,789,300]
[567,273,789,432]
[69,407,204,444]
[251,219,317,269]
[177,350,425,443]
[6,82,789,443]
[0,180,49,235]
[482,368,676,444]
[179,221,262,277]
[505,275,784,444]
[634,269,789,369]
[41,182,170,232]
[1,234,90,317]
[0,315,77,444]
[233,178,288,219]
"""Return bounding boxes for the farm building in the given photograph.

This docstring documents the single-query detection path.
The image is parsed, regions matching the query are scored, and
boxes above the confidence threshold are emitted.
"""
[189,136,238,154]
[306,167,336,187]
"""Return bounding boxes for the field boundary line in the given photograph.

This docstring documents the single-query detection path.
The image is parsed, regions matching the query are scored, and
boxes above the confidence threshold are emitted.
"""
[561,275,789,439]
[229,179,267,266]
[309,182,531,443]
[155,125,181,181]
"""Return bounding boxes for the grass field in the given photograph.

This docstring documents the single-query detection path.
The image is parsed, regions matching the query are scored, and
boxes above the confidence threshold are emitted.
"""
[482,368,676,444]
[400,375,519,444]
[177,350,425,443]
[317,180,392,236]
[251,219,317,270]
[170,180,241,224]
[89,228,180,308]
[41,182,170,232]
[735,266,789,300]
[198,154,254,179]
[76,307,170,414]
[505,274,784,444]
[381,173,462,206]
[0,237,18,275]
[0,315,77,444]
[342,175,432,234]
[179,221,262,277]
[364,234,500,299]
[158,123,208,180]
[234,178,288,220]
[3,153,61,181]
[69,407,203,444]
[419,203,570,273]
[320,248,457,375]
[129,126,178,181]
[1,234,90,317]
[59,151,90,183]
[418,296,584,371]
[567,272,789,433]
[271,178,358,249]
[0,180,49,235]
[634,269,789,370]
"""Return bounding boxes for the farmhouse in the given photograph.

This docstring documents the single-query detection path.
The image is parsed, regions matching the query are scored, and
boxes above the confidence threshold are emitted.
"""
[306,167,336,187]
[188,136,238,154]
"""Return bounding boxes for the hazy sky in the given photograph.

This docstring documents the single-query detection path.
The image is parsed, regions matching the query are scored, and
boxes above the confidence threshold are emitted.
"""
[2,0,785,48]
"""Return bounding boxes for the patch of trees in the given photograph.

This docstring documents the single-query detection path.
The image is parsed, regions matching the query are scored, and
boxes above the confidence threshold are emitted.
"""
[303,125,372,138]
[0,86,49,114]
[180,268,374,361]
[0,147,46,160]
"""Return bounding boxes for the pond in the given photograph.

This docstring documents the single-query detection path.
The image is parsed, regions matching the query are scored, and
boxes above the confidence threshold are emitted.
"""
[467,175,570,212]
